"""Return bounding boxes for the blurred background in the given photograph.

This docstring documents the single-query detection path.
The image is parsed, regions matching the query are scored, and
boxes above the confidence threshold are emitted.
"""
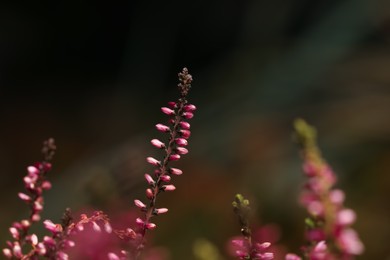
[1,0,390,259]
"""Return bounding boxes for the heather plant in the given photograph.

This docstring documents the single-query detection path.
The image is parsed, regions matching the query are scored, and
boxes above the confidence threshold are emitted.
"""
[2,68,364,260]
[2,68,196,260]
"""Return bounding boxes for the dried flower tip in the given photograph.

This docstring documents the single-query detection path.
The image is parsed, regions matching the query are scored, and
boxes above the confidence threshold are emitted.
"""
[161,107,175,116]
[167,101,177,108]
[146,157,161,166]
[180,129,191,139]
[146,188,154,199]
[160,175,171,182]
[134,199,147,209]
[145,222,157,230]
[27,166,40,176]
[176,147,189,155]
[183,112,194,119]
[170,167,183,175]
[18,192,31,202]
[184,104,197,111]
[179,121,190,129]
[162,184,176,191]
[151,139,165,148]
[175,138,188,146]
[155,123,170,132]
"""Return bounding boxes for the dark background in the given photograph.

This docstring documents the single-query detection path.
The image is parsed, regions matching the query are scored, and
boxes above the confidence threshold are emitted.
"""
[1,0,390,259]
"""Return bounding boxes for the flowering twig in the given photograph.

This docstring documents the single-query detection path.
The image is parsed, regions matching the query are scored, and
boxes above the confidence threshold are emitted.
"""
[231,194,274,260]
[3,138,56,259]
[119,67,196,259]
[287,119,364,260]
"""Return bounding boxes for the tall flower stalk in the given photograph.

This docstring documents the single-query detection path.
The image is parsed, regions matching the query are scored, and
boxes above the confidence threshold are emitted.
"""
[288,119,364,260]
[131,67,196,258]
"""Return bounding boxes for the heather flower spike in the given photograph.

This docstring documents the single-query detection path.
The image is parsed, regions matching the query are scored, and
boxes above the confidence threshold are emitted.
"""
[231,194,274,260]
[132,67,196,258]
[3,138,56,259]
[291,119,364,259]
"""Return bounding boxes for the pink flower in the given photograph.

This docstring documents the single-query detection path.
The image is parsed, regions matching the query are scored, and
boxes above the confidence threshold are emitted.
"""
[161,107,175,115]
[155,124,170,132]
[146,157,161,166]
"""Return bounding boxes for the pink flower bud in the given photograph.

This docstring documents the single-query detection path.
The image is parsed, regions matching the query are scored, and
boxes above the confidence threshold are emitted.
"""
[145,222,157,230]
[43,236,56,246]
[104,223,112,233]
[176,147,188,155]
[155,124,170,132]
[36,242,47,255]
[2,248,12,258]
[12,242,22,258]
[92,222,101,232]
[175,138,188,146]
[41,181,52,190]
[56,252,69,260]
[135,218,144,227]
[43,220,62,233]
[170,168,183,175]
[162,184,176,191]
[30,234,38,245]
[167,101,177,108]
[146,188,154,199]
[18,193,31,202]
[183,112,194,119]
[144,174,155,185]
[179,121,190,129]
[146,157,160,166]
[42,162,52,172]
[34,201,43,211]
[151,139,165,148]
[21,219,31,228]
[285,253,302,260]
[160,175,171,182]
[255,242,271,250]
[337,209,356,226]
[134,199,147,209]
[27,166,39,176]
[32,214,41,222]
[155,208,168,215]
[9,227,19,240]
[108,253,120,260]
[169,154,180,161]
[184,104,196,111]
[161,107,175,115]
[180,129,191,139]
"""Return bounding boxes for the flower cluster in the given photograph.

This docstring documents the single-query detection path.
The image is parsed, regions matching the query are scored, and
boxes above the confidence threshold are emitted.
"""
[128,67,196,258]
[287,119,364,259]
[231,194,274,260]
